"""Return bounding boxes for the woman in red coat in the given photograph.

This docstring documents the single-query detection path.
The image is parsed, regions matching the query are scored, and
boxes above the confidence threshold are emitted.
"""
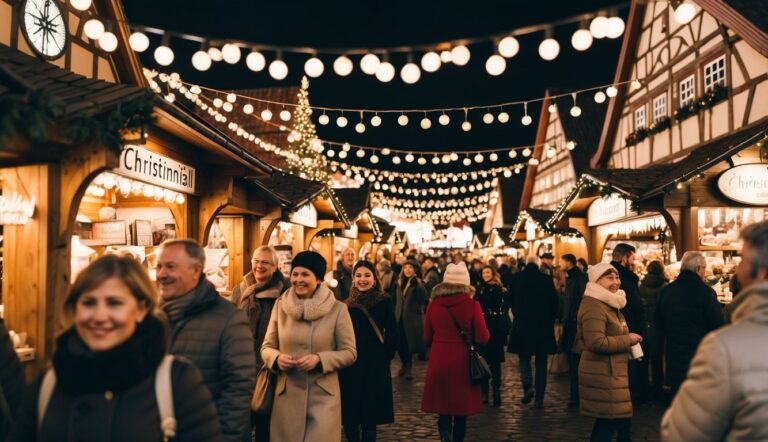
[421,262,490,442]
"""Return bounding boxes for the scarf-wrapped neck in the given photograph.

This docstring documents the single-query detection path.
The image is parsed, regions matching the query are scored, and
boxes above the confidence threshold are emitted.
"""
[281,283,336,321]
[584,282,627,309]
[346,286,389,310]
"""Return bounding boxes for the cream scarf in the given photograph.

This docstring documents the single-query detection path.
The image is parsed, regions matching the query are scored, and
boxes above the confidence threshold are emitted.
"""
[281,283,336,321]
[584,282,627,309]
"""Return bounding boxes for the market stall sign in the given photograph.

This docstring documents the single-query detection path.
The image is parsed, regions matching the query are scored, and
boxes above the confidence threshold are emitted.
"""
[341,224,358,239]
[0,192,36,225]
[288,203,318,228]
[588,195,637,227]
[718,164,768,206]
[117,145,196,194]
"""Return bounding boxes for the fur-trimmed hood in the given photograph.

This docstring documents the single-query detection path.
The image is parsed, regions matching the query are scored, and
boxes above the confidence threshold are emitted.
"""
[431,281,472,299]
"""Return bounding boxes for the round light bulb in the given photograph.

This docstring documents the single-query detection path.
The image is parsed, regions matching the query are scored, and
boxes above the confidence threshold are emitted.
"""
[221,43,241,64]
[213,98,223,108]
[548,104,557,113]
[304,57,325,77]
[606,17,625,39]
[450,153,459,161]
[370,155,379,164]
[261,109,273,121]
[246,51,266,71]
[326,150,335,157]
[280,110,291,121]
[546,148,556,158]
[175,194,185,204]
[368,115,381,127]
[226,93,236,103]
[83,19,105,40]
[405,153,415,163]
[400,63,421,84]
[439,114,450,125]
[606,86,618,97]
[674,2,696,25]
[333,55,354,76]
[243,104,254,114]
[570,106,582,117]
[566,141,576,150]
[318,114,329,125]
[355,122,366,133]
[509,150,518,158]
[590,16,609,39]
[631,79,642,90]
[222,102,233,112]
[360,53,380,75]
[129,32,149,52]
[375,62,395,82]
[191,50,212,71]
[70,0,92,11]
[421,51,441,72]
[418,157,427,165]
[523,147,532,157]
[521,115,533,126]
[339,151,348,159]
[571,29,593,51]
[420,117,432,129]
[442,154,451,163]
[431,156,440,165]
[268,60,288,80]
[98,32,118,52]
[342,143,351,151]
[483,112,494,124]
[208,47,223,62]
[490,152,498,161]
[356,149,365,158]
[451,45,471,66]
[154,45,174,66]
[381,148,391,155]
[392,156,402,165]
[498,111,510,123]
[538,38,560,61]
[474,153,484,163]
[397,114,409,126]
[498,36,520,58]
[463,158,472,166]
[336,115,349,127]
[440,50,452,63]
[462,121,472,132]
[485,54,506,76]
[594,91,607,103]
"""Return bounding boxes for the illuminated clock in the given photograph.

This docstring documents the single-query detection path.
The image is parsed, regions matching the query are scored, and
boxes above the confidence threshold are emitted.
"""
[20,0,68,60]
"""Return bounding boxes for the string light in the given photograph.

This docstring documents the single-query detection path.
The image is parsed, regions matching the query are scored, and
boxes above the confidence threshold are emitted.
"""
[521,102,532,126]
[360,53,380,75]
[498,36,520,58]
[246,51,266,71]
[538,29,560,61]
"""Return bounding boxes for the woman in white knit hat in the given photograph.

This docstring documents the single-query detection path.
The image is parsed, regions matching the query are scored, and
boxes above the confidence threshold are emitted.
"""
[574,263,643,442]
[421,262,490,442]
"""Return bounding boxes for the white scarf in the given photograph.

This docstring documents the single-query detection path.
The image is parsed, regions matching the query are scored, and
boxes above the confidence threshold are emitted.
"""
[281,283,336,321]
[584,282,627,309]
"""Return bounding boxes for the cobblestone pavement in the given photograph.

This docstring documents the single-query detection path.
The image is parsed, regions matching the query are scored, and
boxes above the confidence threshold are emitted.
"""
[359,357,665,441]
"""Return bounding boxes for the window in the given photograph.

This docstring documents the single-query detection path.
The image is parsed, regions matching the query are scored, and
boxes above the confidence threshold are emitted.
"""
[679,74,695,106]
[635,106,646,130]
[653,94,667,122]
[703,55,726,91]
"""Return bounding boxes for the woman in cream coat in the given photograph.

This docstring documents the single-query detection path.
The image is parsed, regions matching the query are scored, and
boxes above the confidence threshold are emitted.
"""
[261,251,357,442]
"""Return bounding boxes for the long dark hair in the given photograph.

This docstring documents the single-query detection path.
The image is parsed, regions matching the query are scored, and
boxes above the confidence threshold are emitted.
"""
[352,260,383,293]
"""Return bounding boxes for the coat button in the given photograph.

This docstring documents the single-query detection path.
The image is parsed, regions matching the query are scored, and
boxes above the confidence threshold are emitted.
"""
[104,390,114,400]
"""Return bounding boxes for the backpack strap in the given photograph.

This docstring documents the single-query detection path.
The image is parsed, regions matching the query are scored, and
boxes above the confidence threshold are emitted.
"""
[155,354,176,441]
[37,369,56,431]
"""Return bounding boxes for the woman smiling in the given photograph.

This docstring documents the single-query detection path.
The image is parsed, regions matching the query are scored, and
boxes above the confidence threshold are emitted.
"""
[261,251,357,441]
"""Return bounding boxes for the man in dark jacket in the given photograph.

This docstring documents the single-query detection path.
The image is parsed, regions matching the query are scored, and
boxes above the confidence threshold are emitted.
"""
[610,242,647,403]
[157,239,256,442]
[333,247,356,301]
[422,256,441,295]
[656,251,724,397]
[560,253,587,408]
[507,256,559,408]
[1,318,24,438]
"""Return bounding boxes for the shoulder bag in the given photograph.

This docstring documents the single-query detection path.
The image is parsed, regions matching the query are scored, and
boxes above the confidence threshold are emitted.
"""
[251,365,277,414]
[348,303,385,344]
[445,306,491,384]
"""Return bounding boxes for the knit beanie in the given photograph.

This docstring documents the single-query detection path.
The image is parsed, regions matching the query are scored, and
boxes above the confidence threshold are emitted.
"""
[442,262,471,286]
[588,262,617,283]
[291,251,327,281]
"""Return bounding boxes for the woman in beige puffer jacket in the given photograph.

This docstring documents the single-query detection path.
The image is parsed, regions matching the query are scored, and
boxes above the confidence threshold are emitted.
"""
[574,263,643,442]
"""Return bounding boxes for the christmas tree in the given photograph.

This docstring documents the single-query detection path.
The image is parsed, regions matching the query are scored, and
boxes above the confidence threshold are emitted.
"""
[285,76,331,183]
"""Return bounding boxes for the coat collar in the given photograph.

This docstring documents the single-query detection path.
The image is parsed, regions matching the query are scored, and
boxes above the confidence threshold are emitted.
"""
[431,281,471,299]
[730,280,768,325]
[584,282,627,309]
[281,283,336,321]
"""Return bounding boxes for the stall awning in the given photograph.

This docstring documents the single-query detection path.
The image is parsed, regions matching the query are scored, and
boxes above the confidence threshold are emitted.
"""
[248,170,326,209]
[511,208,583,240]
[333,187,371,222]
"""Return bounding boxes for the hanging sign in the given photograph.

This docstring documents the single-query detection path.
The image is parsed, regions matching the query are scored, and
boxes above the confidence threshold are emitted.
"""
[287,203,318,228]
[0,192,36,225]
[717,164,768,206]
[588,195,637,226]
[117,145,196,194]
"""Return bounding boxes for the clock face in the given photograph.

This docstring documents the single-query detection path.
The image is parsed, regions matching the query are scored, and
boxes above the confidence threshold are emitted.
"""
[21,0,68,60]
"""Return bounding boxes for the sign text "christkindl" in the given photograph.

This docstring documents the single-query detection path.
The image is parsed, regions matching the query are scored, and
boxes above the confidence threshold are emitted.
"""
[118,145,196,194]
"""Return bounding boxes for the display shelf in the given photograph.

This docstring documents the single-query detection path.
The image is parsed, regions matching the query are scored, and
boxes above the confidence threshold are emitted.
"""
[699,245,741,252]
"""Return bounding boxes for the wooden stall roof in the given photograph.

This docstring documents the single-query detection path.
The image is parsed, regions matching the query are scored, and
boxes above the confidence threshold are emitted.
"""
[333,187,371,221]
[248,170,325,209]
[0,44,146,119]
[374,219,397,244]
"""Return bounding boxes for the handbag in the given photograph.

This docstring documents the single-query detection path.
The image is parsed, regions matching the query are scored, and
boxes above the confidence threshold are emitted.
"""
[251,365,277,414]
[445,306,492,385]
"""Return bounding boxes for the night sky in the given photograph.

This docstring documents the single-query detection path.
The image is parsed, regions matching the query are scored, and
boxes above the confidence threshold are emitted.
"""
[123,0,627,176]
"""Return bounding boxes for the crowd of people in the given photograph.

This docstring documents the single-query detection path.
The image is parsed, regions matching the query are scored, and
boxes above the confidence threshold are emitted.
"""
[0,220,767,441]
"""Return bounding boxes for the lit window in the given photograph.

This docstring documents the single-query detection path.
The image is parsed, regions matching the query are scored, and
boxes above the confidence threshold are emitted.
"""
[679,74,695,106]
[634,106,646,130]
[703,55,726,91]
[653,94,667,122]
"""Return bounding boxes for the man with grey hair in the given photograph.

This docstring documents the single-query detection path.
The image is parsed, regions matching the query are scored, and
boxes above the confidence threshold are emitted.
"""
[655,250,724,399]
[662,220,768,441]
[157,239,256,442]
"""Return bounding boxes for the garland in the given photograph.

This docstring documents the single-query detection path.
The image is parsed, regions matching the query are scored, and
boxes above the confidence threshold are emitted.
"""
[673,83,728,123]
[625,116,671,146]
[0,90,155,153]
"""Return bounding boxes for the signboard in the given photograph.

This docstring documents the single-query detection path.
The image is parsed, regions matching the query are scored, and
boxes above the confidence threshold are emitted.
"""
[117,145,196,194]
[588,195,637,227]
[0,192,35,225]
[85,220,127,246]
[287,203,318,228]
[717,164,768,206]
